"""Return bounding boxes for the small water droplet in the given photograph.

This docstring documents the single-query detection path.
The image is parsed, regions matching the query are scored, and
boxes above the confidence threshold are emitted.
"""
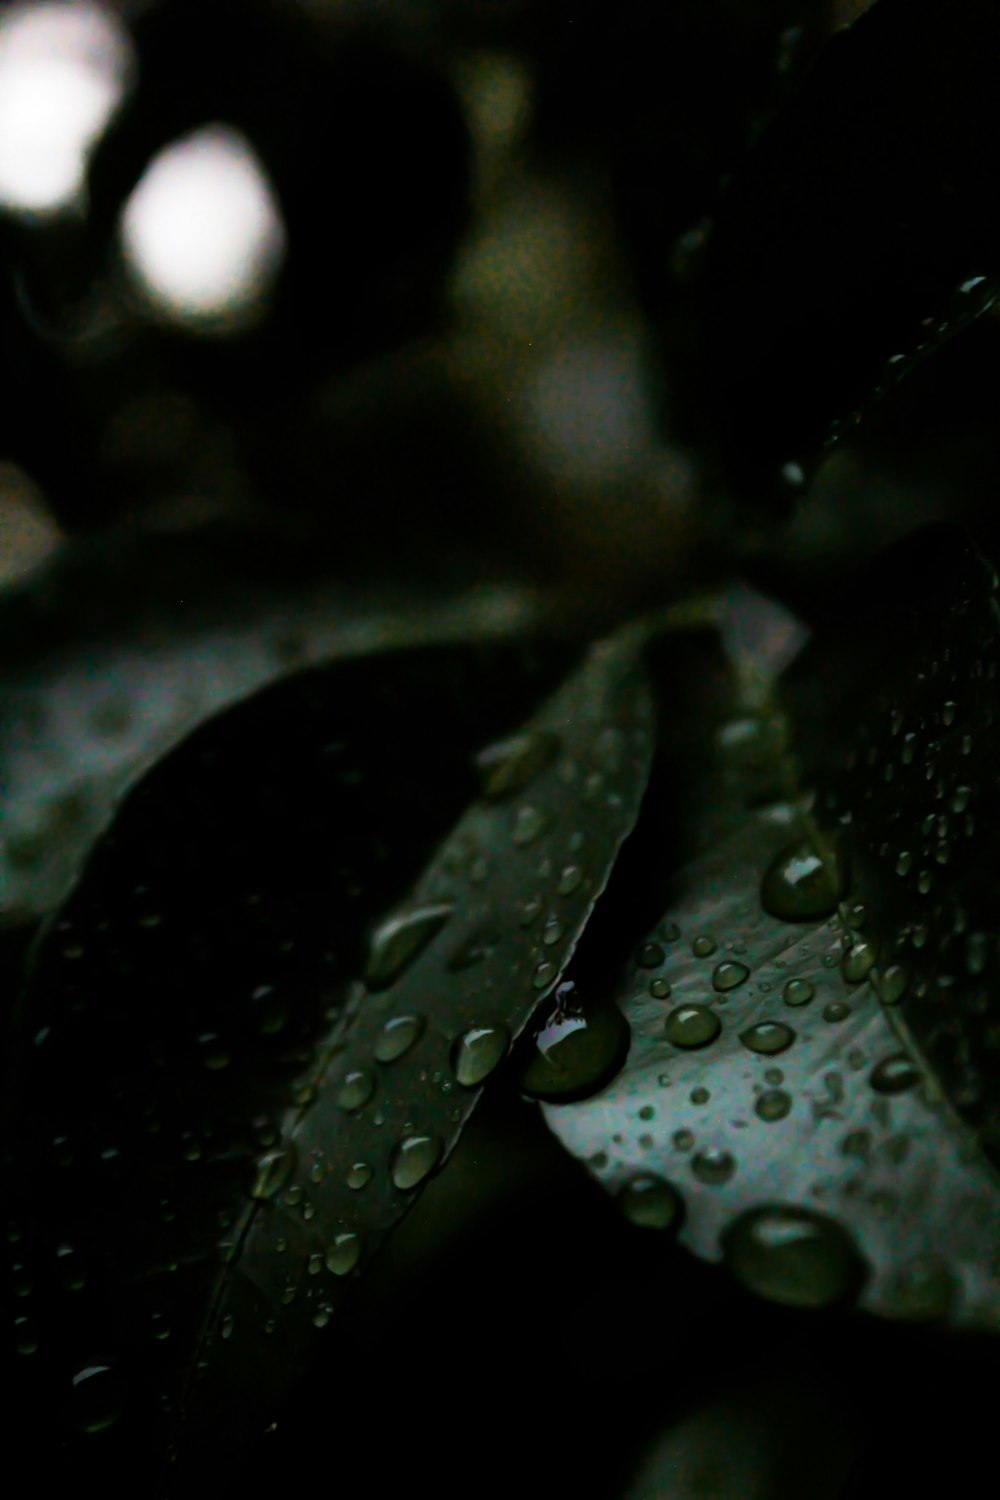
[541,919,564,947]
[476,730,559,800]
[518,896,543,927]
[713,961,750,992]
[618,1176,683,1231]
[374,1014,424,1064]
[692,935,717,957]
[313,1305,333,1329]
[823,1001,851,1023]
[756,1089,791,1121]
[942,701,957,727]
[722,1206,865,1308]
[390,1134,443,1190]
[67,1361,121,1433]
[512,805,550,847]
[965,932,990,977]
[761,838,845,922]
[672,1128,694,1151]
[346,1161,373,1191]
[557,864,584,895]
[782,978,814,1007]
[220,1313,235,1338]
[740,1022,795,1056]
[841,940,875,983]
[365,905,453,989]
[450,1024,510,1087]
[690,1087,710,1105]
[691,1147,736,1184]
[636,942,665,969]
[519,982,629,1102]
[664,1005,721,1050]
[250,1144,297,1201]
[325,1233,362,1276]
[336,1070,376,1111]
[870,1054,921,1094]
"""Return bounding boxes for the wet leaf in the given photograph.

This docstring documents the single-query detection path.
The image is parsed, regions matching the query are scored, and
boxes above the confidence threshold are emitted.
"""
[2,628,652,1492]
[544,528,1000,1331]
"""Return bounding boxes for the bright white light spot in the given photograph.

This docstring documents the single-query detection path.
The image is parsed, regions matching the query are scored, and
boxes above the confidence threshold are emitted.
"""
[120,124,287,332]
[0,1,132,217]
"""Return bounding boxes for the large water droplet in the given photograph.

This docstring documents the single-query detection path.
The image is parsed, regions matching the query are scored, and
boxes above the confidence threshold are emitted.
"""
[374,1014,424,1064]
[664,1005,721,1050]
[713,961,750,992]
[325,1233,363,1277]
[740,1022,795,1056]
[476,730,559,800]
[390,1134,443,1190]
[870,1054,921,1095]
[365,905,453,989]
[519,982,629,1102]
[761,838,845,921]
[336,1070,376,1112]
[451,1024,510,1087]
[722,1205,865,1308]
[782,978,814,1007]
[618,1175,683,1231]
[250,1143,297,1200]
[841,941,875,983]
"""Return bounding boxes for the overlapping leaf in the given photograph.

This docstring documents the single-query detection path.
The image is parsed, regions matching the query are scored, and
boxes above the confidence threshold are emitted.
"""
[3,628,652,1495]
[544,527,1000,1329]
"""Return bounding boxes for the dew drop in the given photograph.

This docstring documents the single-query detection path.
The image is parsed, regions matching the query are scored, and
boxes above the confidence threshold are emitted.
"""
[782,978,814,1007]
[823,1001,851,1023]
[336,1070,376,1112]
[713,961,750,992]
[691,1147,736,1184]
[878,965,909,1006]
[841,940,875,984]
[618,1175,683,1231]
[558,864,584,896]
[67,1361,121,1433]
[740,1022,795,1056]
[346,1161,373,1191]
[518,896,543,927]
[722,1205,865,1308]
[664,1004,721,1050]
[450,1024,509,1087]
[692,935,717,957]
[325,1233,362,1277]
[374,1014,424,1064]
[761,838,845,922]
[250,1144,297,1201]
[519,982,629,1102]
[390,1134,443,1190]
[756,1089,792,1121]
[672,1129,694,1151]
[541,920,564,947]
[513,805,550,847]
[965,932,990,977]
[870,1054,922,1095]
[690,1086,710,1105]
[476,730,559,800]
[365,905,453,989]
[636,942,665,969]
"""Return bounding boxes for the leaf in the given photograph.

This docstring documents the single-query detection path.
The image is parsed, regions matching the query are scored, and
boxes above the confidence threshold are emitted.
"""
[543,527,1000,1330]
[2,628,652,1493]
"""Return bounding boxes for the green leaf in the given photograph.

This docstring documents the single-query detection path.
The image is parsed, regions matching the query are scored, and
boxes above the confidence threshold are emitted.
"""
[3,629,652,1492]
[543,528,1000,1330]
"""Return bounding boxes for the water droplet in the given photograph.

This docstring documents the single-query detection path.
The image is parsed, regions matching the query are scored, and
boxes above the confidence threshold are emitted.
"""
[519,982,629,1102]
[390,1134,443,1190]
[618,1176,683,1231]
[636,942,665,969]
[346,1161,373,1191]
[374,1014,424,1064]
[691,1147,736,1184]
[823,1001,851,1023]
[541,919,564,947]
[712,961,750,992]
[965,932,990,977]
[951,786,972,814]
[673,1128,694,1151]
[476,730,559,800]
[690,1087,710,1105]
[220,1313,235,1338]
[740,1022,795,1056]
[761,838,845,922]
[512,805,550,847]
[782,978,814,1007]
[942,701,957,726]
[692,935,717,957]
[765,1067,784,1085]
[365,905,453,989]
[870,1054,921,1094]
[841,940,875,983]
[447,929,500,970]
[557,864,584,896]
[649,977,671,999]
[325,1233,362,1277]
[250,1144,297,1200]
[722,1206,865,1308]
[67,1361,121,1433]
[756,1089,791,1121]
[532,960,557,989]
[518,897,543,927]
[877,965,909,1005]
[451,1024,510,1087]
[336,1070,376,1112]
[664,1005,721,1050]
